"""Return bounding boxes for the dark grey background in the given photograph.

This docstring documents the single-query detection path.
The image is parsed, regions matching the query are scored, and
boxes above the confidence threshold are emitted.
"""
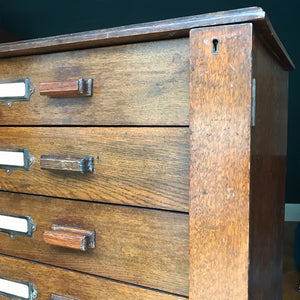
[0,0,298,202]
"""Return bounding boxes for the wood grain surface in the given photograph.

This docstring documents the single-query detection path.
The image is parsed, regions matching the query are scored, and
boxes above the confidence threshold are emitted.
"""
[0,39,189,125]
[0,7,293,70]
[0,255,187,300]
[0,127,189,212]
[248,31,289,299]
[189,24,252,299]
[0,191,188,296]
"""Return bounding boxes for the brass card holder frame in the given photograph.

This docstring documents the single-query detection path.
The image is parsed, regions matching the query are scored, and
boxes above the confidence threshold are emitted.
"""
[0,148,34,174]
[0,276,38,300]
[0,213,37,239]
[0,78,35,108]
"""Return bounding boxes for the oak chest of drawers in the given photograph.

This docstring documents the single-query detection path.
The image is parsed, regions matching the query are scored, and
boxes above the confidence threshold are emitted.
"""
[0,7,294,300]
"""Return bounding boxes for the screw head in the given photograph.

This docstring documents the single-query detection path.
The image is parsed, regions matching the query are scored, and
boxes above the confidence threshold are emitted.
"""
[29,84,35,96]
[29,156,35,166]
[6,169,12,175]
[32,288,38,299]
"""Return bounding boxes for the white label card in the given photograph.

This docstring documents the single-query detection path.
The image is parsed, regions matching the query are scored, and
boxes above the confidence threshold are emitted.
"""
[0,82,26,98]
[0,215,28,233]
[0,278,29,299]
[0,150,25,167]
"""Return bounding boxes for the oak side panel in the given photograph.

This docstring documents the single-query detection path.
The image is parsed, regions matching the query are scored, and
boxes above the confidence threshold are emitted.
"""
[0,39,189,125]
[0,255,186,300]
[248,32,289,299]
[0,192,188,296]
[189,24,253,299]
[0,127,188,212]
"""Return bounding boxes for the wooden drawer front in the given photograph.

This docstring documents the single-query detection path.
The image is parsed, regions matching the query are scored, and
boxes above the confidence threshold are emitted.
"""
[0,127,188,212]
[0,39,189,126]
[0,255,186,300]
[0,192,189,296]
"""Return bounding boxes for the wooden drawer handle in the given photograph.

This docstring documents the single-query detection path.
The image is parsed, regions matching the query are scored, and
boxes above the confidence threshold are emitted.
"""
[39,78,93,97]
[44,225,96,251]
[40,155,94,173]
[51,293,81,300]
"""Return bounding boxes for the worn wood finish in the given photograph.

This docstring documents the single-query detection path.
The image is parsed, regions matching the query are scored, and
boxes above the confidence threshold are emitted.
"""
[44,225,96,251]
[0,127,189,212]
[40,155,94,173]
[39,78,93,98]
[0,191,189,296]
[0,39,189,125]
[0,7,293,70]
[248,32,289,299]
[0,255,187,300]
[189,24,253,299]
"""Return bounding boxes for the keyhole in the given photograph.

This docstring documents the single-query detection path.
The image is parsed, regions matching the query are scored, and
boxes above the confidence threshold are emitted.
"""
[212,38,219,54]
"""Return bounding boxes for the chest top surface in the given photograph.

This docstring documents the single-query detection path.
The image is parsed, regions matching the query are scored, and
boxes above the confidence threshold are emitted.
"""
[0,7,294,70]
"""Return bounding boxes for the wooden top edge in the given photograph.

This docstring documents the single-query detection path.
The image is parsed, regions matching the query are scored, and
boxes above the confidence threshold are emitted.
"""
[266,15,295,70]
[0,6,294,70]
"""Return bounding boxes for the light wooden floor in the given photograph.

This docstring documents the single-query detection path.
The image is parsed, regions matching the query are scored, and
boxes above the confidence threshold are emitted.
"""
[283,222,300,299]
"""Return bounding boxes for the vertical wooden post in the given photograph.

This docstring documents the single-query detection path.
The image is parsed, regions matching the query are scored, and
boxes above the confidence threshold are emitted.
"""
[189,23,253,299]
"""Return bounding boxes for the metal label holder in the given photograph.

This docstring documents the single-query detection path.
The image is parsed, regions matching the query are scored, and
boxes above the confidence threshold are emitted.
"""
[0,276,38,300]
[0,213,37,239]
[0,78,35,107]
[0,148,34,174]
